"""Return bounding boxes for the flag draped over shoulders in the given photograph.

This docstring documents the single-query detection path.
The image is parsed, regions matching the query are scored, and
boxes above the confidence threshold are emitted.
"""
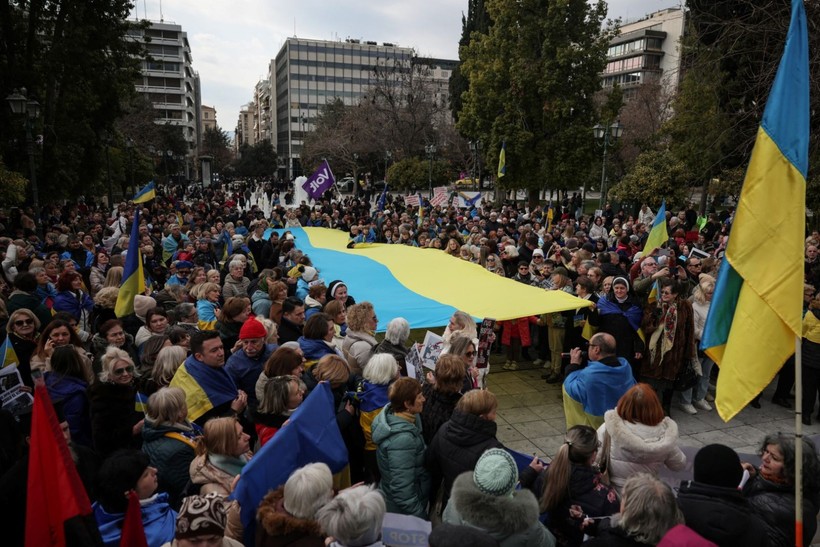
[701,0,808,421]
[169,356,237,423]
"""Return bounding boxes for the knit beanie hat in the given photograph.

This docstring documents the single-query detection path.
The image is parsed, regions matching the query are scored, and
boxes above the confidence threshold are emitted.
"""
[473,448,517,497]
[134,295,157,321]
[239,317,267,340]
[694,444,742,488]
[175,493,227,540]
[301,266,317,282]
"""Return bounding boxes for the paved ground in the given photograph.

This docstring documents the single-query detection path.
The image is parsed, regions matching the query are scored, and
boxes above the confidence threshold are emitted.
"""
[485,364,820,544]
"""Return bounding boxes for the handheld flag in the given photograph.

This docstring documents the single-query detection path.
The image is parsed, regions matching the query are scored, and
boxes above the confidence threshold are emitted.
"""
[457,191,483,208]
[132,181,156,204]
[115,209,146,317]
[377,184,388,212]
[641,200,668,257]
[25,385,99,547]
[119,491,148,547]
[301,160,336,200]
[546,199,555,232]
[234,382,348,545]
[701,0,808,421]
[0,336,19,368]
[648,279,660,305]
[497,141,506,178]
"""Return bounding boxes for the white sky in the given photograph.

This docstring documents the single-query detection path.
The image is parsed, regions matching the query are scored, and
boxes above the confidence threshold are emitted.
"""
[132,0,679,136]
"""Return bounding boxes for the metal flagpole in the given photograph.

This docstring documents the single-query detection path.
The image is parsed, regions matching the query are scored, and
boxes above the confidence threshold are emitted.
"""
[795,334,804,547]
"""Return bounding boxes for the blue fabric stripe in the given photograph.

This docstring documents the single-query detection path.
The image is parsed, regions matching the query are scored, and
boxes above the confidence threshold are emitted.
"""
[760,0,809,178]
[700,259,743,352]
[652,200,666,229]
[274,228,457,331]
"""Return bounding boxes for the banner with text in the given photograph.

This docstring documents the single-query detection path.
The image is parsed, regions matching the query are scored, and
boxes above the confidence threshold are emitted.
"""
[302,160,336,200]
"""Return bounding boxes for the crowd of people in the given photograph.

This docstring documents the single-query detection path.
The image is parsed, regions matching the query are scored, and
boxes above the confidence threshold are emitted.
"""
[0,180,818,546]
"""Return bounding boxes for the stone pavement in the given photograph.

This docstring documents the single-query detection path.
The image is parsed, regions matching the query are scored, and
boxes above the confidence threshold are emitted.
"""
[485,366,820,543]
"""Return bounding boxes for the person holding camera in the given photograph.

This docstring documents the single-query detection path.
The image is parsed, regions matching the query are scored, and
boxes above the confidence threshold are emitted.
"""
[562,333,636,430]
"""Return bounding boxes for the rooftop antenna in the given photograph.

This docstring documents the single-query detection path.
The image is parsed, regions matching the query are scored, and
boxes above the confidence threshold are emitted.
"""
[294,17,296,37]
[159,0,164,21]
[142,0,147,19]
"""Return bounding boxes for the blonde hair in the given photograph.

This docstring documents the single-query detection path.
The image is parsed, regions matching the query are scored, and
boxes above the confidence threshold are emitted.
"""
[99,346,137,383]
[346,301,375,332]
[94,286,120,309]
[151,345,187,388]
[194,282,220,301]
[103,267,124,288]
[196,416,240,457]
[456,389,498,417]
[312,355,350,388]
[256,317,279,343]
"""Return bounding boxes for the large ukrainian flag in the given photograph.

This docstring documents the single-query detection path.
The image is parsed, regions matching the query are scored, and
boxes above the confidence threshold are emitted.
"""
[701,0,808,422]
[115,209,146,317]
[642,200,667,256]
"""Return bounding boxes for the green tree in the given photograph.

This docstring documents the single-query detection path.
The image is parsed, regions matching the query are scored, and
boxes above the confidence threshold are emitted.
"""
[609,148,691,208]
[449,0,492,122]
[0,158,28,206]
[234,140,277,177]
[0,1,146,201]
[386,158,452,191]
[201,126,232,173]
[457,0,617,205]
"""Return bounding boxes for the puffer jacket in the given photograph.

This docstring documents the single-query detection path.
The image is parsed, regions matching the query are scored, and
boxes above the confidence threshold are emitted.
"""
[224,344,275,411]
[188,453,247,542]
[255,486,324,547]
[251,289,272,318]
[142,420,200,509]
[371,403,430,518]
[425,409,503,509]
[443,472,556,547]
[222,275,250,299]
[677,480,770,547]
[743,472,819,547]
[341,330,377,376]
[597,408,687,495]
[298,336,340,367]
[303,295,323,321]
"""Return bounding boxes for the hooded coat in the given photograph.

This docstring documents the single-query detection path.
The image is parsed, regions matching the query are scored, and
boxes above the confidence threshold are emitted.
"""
[677,480,769,547]
[341,330,377,376]
[443,472,555,547]
[597,409,687,495]
[371,402,430,518]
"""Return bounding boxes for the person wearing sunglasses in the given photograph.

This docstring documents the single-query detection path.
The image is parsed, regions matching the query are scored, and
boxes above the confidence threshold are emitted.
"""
[4,309,41,389]
[88,346,146,457]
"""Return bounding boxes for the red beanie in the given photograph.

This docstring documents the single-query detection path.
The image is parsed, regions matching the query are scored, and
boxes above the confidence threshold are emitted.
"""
[239,317,267,340]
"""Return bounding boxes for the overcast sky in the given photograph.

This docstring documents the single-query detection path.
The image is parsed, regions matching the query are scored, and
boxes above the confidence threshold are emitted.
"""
[132,0,680,136]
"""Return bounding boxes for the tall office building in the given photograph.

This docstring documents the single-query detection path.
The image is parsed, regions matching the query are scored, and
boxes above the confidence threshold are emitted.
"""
[601,7,686,98]
[267,37,456,179]
[128,21,200,179]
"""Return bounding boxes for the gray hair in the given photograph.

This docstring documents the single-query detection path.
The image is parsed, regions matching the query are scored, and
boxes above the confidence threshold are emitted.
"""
[283,462,333,520]
[146,387,187,425]
[316,485,386,546]
[384,317,410,345]
[151,345,187,388]
[173,302,197,322]
[229,259,244,271]
[363,354,399,385]
[617,473,683,544]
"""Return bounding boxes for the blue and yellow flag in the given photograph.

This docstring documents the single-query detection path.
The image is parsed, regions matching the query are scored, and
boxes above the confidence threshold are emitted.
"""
[115,209,145,317]
[641,200,667,256]
[134,392,148,413]
[169,355,238,424]
[0,336,19,368]
[497,141,506,179]
[132,181,156,204]
[648,279,660,305]
[701,0,807,422]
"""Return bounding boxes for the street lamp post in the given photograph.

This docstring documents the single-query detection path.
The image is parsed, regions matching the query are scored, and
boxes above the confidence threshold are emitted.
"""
[125,137,134,197]
[384,150,392,185]
[425,144,436,198]
[592,121,624,210]
[469,140,483,191]
[6,88,41,209]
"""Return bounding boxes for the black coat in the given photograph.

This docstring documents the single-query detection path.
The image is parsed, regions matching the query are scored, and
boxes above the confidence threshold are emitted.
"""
[277,317,303,344]
[677,480,770,547]
[581,526,652,547]
[589,296,644,360]
[87,381,143,458]
[743,474,819,547]
[425,409,503,509]
[420,384,461,445]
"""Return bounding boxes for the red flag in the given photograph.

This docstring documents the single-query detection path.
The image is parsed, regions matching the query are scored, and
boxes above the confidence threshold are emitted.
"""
[119,491,148,547]
[25,385,93,546]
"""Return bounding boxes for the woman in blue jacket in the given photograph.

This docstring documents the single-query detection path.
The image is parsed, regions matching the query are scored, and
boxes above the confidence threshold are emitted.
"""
[52,271,94,333]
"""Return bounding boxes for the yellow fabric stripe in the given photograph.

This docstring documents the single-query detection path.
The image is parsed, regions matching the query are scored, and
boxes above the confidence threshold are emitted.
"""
[303,228,591,319]
[169,363,213,422]
[715,129,805,421]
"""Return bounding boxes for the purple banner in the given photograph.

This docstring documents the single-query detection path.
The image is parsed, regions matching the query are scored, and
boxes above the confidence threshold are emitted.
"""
[302,160,336,200]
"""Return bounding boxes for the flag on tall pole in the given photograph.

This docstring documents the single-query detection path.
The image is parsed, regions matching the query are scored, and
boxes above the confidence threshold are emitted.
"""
[132,181,156,204]
[25,385,98,547]
[701,0,808,422]
[115,209,146,317]
[641,200,668,257]
[497,141,506,179]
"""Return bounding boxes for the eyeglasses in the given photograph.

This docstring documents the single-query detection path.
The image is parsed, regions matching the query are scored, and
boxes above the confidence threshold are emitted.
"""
[661,290,674,296]
[465,351,476,358]
[107,330,125,337]
[113,366,135,376]
[689,263,701,268]
[14,319,34,327]
[177,270,191,275]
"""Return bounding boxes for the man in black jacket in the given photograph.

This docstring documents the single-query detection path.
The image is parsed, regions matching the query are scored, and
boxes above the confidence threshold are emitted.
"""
[677,444,770,547]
